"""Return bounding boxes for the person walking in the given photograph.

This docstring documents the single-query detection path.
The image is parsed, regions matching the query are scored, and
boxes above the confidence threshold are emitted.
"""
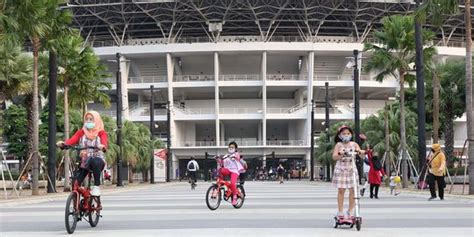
[427,144,446,201]
[368,152,385,199]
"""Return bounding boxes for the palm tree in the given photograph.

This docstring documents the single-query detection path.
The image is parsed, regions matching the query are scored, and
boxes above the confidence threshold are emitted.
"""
[361,103,420,172]
[465,0,474,196]
[425,60,467,162]
[416,0,458,143]
[364,15,436,188]
[5,0,71,195]
[54,33,110,190]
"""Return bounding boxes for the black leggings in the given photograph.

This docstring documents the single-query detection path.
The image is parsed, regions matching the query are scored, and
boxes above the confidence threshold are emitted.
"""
[370,184,380,197]
[77,158,105,186]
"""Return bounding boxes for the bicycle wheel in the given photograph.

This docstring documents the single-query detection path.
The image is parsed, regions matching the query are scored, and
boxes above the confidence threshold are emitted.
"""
[88,196,101,227]
[205,184,221,210]
[65,193,78,234]
[233,185,246,209]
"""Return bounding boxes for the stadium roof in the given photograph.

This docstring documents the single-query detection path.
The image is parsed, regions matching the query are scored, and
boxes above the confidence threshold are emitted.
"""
[65,0,472,46]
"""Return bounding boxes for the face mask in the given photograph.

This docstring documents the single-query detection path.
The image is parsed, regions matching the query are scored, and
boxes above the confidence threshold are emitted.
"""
[228,148,235,154]
[85,122,95,130]
[339,135,352,143]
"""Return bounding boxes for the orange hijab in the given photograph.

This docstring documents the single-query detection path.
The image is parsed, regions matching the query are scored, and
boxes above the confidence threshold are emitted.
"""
[82,111,105,140]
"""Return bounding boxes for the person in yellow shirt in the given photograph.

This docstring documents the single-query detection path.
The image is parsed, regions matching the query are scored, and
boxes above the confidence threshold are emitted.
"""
[427,144,446,201]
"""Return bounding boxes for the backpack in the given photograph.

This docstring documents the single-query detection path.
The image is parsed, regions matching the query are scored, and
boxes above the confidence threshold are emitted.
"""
[372,157,382,171]
[188,161,195,170]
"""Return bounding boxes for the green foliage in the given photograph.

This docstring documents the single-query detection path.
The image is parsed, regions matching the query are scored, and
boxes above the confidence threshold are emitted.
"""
[4,104,28,160]
[315,102,420,168]
[364,15,436,85]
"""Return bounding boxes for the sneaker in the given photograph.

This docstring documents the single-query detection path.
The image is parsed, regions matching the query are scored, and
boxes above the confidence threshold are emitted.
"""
[232,195,238,205]
[428,197,436,201]
[345,211,354,220]
[336,212,345,221]
[91,186,101,196]
[360,188,365,197]
[440,198,444,201]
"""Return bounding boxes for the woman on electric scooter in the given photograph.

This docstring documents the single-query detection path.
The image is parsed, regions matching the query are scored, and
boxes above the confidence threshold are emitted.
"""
[332,126,365,221]
[219,141,245,205]
[57,111,108,197]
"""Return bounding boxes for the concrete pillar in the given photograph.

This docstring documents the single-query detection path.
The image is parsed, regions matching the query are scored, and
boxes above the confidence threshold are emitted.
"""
[214,52,220,146]
[307,51,314,146]
[166,53,175,145]
[262,51,267,146]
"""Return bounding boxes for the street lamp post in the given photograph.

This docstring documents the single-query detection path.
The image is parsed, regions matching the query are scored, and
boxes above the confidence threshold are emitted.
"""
[310,99,315,181]
[325,82,331,182]
[150,85,155,184]
[116,52,123,187]
[166,100,171,182]
[47,51,57,193]
[352,50,363,185]
[415,0,427,177]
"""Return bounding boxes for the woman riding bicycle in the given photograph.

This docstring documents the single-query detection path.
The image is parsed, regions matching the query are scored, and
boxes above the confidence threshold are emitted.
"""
[218,141,245,205]
[57,111,108,197]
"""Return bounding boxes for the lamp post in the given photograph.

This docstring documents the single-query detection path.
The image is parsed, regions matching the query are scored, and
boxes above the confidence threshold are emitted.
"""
[415,0,427,177]
[47,51,57,193]
[116,52,123,187]
[150,85,155,184]
[310,99,315,181]
[352,50,363,184]
[166,100,171,182]
[325,82,331,182]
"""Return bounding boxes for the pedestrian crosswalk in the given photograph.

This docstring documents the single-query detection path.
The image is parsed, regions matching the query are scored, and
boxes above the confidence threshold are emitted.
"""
[0,181,473,237]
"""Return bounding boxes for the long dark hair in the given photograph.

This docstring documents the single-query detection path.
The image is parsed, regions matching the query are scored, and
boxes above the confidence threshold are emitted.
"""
[334,125,354,144]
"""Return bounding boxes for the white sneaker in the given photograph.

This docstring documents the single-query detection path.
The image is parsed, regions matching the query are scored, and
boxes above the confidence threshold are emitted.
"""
[91,186,101,196]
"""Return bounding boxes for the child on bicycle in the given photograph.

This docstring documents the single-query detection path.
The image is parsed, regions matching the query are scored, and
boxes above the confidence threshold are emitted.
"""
[57,111,108,197]
[332,125,365,221]
[218,141,245,205]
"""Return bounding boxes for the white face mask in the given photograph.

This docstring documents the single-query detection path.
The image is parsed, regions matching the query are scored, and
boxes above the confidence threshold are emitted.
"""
[228,148,235,154]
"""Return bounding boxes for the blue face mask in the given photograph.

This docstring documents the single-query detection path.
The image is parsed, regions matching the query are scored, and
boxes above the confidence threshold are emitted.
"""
[339,135,352,143]
[85,122,95,130]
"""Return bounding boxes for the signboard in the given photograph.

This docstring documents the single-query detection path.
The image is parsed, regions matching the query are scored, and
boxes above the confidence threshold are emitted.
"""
[154,149,167,182]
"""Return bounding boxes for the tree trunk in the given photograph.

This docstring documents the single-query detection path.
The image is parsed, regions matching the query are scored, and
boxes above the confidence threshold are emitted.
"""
[31,39,40,195]
[112,161,117,184]
[384,101,391,178]
[444,105,455,163]
[63,78,71,191]
[433,72,440,143]
[128,164,133,183]
[465,0,474,195]
[399,71,409,188]
[25,94,34,171]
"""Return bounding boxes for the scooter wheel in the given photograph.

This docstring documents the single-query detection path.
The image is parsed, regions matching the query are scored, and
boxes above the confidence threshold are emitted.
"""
[333,217,338,228]
[355,219,361,231]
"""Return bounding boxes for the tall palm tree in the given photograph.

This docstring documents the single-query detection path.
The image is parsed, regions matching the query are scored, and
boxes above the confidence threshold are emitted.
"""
[55,33,110,190]
[425,60,467,162]
[364,15,436,188]
[465,0,473,195]
[5,0,71,195]
[416,0,458,143]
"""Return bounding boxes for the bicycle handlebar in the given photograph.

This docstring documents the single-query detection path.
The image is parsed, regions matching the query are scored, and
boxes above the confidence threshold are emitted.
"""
[59,144,105,152]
